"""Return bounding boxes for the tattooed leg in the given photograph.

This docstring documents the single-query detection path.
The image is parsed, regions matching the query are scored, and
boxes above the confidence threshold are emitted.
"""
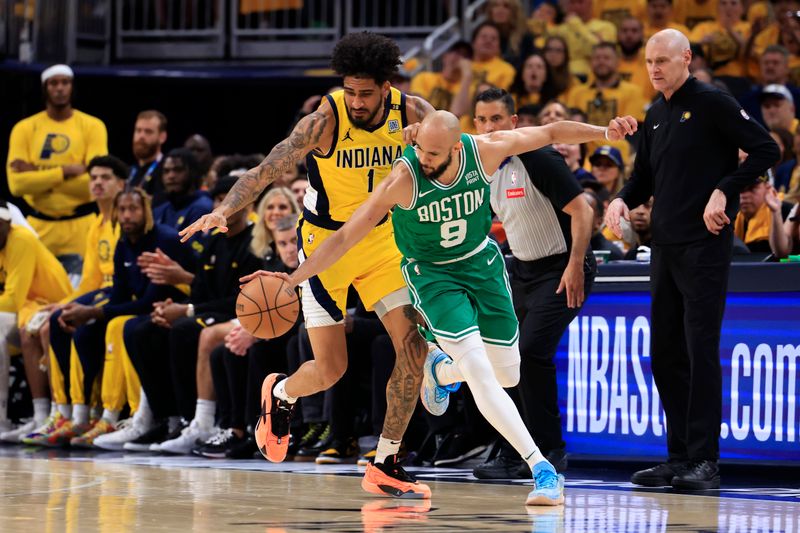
[378,304,428,441]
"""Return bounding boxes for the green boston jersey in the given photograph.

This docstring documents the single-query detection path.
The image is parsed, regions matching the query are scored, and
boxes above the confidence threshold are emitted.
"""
[392,133,493,263]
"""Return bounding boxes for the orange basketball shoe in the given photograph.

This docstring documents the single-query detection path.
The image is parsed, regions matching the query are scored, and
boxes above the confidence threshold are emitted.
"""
[255,373,294,462]
[362,454,432,499]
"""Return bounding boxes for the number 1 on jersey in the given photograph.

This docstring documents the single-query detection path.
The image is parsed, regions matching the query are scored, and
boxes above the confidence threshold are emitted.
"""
[367,169,375,192]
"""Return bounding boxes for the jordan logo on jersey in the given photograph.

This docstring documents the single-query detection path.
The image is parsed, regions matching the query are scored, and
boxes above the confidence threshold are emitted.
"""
[40,133,71,159]
[341,129,354,142]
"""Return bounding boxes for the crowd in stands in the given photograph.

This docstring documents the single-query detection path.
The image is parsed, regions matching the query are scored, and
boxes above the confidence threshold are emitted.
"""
[1,0,799,471]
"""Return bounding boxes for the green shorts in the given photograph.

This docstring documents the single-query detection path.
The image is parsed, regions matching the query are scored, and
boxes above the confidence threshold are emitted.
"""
[401,239,519,346]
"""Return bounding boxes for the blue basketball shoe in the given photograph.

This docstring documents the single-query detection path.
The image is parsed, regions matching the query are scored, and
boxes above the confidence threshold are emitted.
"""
[420,345,461,416]
[526,461,565,506]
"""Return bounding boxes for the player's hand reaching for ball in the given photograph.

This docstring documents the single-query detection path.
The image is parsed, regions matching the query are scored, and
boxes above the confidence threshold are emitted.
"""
[179,209,227,242]
[605,116,638,141]
[239,270,294,290]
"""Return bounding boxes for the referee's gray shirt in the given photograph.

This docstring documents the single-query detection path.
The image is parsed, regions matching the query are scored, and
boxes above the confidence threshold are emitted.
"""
[489,146,584,262]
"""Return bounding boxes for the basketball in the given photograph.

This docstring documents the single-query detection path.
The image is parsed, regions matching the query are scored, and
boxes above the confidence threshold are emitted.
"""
[236,275,300,339]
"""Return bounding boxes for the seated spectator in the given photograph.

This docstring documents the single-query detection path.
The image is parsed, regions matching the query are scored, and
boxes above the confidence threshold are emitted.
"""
[750,0,800,83]
[554,142,596,182]
[740,45,800,125]
[541,36,582,97]
[290,174,309,207]
[510,52,560,107]
[184,134,214,189]
[761,84,799,134]
[155,148,214,258]
[589,145,626,195]
[410,40,473,111]
[643,0,691,40]
[594,0,646,29]
[673,0,719,29]
[129,110,168,206]
[450,22,517,133]
[735,176,778,253]
[584,191,625,259]
[548,0,617,79]
[618,17,658,102]
[771,127,797,191]
[537,100,570,125]
[484,0,536,67]
[624,197,654,259]
[766,187,800,257]
[516,104,540,126]
[0,202,73,442]
[689,0,751,77]
[528,0,560,37]
[252,187,300,270]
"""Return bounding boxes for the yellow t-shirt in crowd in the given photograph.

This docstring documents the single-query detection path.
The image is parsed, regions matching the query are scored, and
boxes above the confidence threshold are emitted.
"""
[593,0,646,29]
[643,21,691,40]
[548,17,617,78]
[690,20,751,77]
[0,225,72,326]
[6,109,107,218]
[750,24,800,81]
[618,50,658,102]
[410,72,461,111]
[734,202,771,247]
[66,214,120,301]
[673,0,718,29]
[458,56,517,134]
[566,79,648,123]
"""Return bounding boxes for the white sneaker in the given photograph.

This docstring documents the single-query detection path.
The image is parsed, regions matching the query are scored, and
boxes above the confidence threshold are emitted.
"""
[0,420,36,443]
[158,420,214,455]
[0,419,12,433]
[94,418,150,451]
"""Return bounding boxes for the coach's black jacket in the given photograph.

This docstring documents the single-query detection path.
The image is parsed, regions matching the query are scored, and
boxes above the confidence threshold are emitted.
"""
[618,76,779,245]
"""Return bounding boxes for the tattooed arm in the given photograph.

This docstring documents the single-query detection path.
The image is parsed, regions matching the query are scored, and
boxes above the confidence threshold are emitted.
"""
[401,95,436,146]
[179,102,333,242]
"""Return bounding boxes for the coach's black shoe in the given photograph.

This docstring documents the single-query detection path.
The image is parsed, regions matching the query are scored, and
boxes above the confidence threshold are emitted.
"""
[473,451,528,479]
[294,424,332,462]
[671,460,720,490]
[546,448,568,473]
[631,461,689,487]
[432,432,488,467]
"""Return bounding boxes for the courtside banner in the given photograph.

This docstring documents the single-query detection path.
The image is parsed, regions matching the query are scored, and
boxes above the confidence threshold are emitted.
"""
[555,291,800,462]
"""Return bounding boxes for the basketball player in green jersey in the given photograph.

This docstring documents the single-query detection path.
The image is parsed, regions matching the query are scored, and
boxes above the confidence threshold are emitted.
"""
[251,110,637,505]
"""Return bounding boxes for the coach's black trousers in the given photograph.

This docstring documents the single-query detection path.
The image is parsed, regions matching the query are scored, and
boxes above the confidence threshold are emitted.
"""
[650,232,732,462]
[509,253,596,455]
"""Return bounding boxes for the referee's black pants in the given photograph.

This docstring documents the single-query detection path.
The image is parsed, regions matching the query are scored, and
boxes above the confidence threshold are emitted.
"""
[650,232,732,462]
[505,253,596,455]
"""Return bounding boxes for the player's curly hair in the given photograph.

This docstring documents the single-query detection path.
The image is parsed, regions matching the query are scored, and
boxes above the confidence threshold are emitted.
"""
[330,32,401,85]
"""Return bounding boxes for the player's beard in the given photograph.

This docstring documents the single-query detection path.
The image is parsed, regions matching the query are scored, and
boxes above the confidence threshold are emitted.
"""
[420,154,453,181]
[346,102,382,129]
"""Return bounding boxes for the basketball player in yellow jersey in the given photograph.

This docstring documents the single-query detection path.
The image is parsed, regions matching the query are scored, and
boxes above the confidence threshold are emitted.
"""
[6,64,108,269]
[181,32,436,498]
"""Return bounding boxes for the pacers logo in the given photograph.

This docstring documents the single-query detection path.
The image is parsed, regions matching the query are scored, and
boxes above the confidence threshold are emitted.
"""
[98,239,111,262]
[39,133,71,159]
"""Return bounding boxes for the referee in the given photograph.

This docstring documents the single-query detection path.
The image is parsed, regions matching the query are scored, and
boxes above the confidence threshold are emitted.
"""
[470,88,596,478]
[606,30,779,490]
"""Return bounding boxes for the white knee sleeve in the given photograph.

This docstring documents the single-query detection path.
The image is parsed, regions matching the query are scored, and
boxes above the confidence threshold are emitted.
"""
[485,342,521,388]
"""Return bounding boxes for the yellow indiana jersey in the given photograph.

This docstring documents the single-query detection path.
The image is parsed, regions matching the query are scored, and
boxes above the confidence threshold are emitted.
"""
[305,87,408,226]
[6,109,108,218]
[66,214,120,301]
[0,225,72,318]
[593,0,645,29]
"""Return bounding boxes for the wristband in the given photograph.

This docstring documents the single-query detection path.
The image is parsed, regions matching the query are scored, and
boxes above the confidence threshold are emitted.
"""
[186,303,195,317]
[604,127,610,141]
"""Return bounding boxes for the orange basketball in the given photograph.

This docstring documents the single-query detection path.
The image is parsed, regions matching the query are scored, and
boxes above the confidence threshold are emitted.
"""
[236,275,300,339]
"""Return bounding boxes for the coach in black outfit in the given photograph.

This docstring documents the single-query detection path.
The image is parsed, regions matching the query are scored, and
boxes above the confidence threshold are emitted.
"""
[606,30,779,490]
[470,88,596,478]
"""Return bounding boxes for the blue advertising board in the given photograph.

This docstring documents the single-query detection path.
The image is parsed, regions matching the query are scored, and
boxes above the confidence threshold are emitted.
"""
[556,291,800,462]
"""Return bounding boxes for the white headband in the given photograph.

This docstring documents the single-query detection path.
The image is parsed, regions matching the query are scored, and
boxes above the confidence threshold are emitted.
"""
[41,64,74,84]
[0,207,11,222]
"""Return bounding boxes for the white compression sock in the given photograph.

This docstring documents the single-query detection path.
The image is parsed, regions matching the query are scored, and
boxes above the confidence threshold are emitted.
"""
[72,404,89,426]
[436,333,545,467]
[102,409,120,424]
[374,435,401,464]
[273,378,297,404]
[33,398,50,424]
[133,388,153,427]
[195,399,216,428]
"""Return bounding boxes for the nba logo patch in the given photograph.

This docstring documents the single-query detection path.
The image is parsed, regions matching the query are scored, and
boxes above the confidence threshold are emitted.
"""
[680,111,691,123]
[740,109,750,120]
[388,119,400,133]
[511,171,517,185]
[307,233,315,244]
[414,264,420,275]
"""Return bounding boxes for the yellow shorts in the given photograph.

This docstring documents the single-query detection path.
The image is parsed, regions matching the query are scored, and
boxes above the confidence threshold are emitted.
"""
[28,214,95,257]
[298,217,406,326]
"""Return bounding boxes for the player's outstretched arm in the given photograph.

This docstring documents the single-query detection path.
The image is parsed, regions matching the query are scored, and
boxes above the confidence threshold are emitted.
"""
[402,95,435,145]
[241,164,414,289]
[180,103,333,242]
[476,116,637,174]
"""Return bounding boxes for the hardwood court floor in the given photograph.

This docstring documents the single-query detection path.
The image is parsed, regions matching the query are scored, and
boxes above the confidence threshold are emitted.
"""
[0,448,798,532]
